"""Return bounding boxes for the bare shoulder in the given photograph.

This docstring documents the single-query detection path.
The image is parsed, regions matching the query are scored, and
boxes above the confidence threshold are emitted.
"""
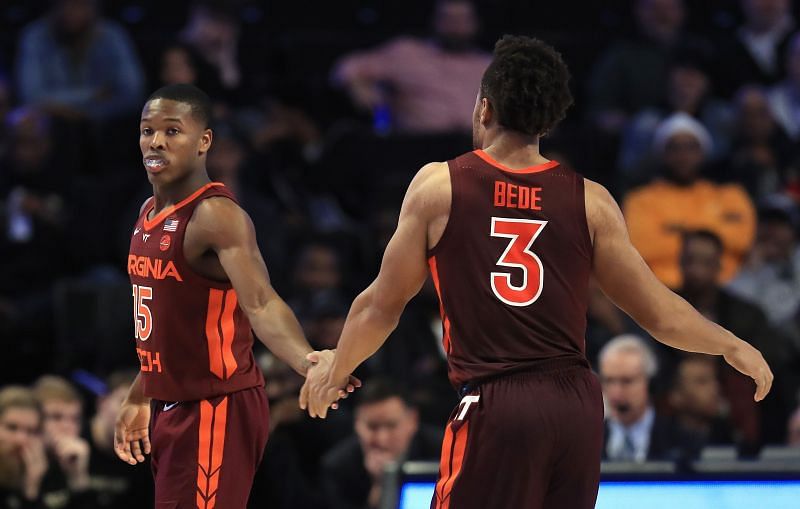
[405,162,450,210]
[584,178,626,240]
[191,196,254,244]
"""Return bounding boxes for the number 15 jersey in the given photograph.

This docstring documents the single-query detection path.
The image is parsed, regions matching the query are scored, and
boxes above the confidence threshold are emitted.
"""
[128,182,264,402]
[428,150,593,389]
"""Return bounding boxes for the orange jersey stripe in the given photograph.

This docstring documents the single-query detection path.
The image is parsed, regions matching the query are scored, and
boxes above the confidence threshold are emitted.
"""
[220,291,239,379]
[206,289,225,379]
[143,182,225,231]
[196,397,228,509]
[435,422,469,509]
[428,257,452,354]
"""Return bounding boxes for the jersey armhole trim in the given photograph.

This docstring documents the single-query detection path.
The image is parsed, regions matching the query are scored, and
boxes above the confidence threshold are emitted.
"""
[576,176,593,262]
[427,160,458,258]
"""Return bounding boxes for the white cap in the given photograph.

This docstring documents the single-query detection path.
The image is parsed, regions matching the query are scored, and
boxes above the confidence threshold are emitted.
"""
[652,112,713,155]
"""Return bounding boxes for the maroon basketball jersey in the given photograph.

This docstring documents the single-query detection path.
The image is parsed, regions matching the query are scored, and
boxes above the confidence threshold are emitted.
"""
[128,182,264,401]
[429,150,592,388]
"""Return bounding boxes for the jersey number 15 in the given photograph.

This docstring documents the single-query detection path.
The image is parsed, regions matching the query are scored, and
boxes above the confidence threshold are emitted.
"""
[490,217,547,307]
[132,284,153,341]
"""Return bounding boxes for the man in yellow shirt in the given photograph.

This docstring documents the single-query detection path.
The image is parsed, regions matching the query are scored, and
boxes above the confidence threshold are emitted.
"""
[624,112,756,288]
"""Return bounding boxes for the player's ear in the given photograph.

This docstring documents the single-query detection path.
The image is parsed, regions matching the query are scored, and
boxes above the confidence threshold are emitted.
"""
[199,128,213,155]
[480,98,492,126]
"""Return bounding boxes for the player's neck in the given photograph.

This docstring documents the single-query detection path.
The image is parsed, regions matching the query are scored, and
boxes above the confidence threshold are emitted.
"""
[152,171,212,211]
[480,129,548,167]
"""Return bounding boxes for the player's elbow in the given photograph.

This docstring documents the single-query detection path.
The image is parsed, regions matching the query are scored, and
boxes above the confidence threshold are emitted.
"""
[359,288,405,329]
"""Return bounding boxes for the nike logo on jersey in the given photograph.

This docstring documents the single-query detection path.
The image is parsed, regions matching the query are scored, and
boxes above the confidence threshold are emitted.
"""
[134,228,141,236]
[163,402,180,411]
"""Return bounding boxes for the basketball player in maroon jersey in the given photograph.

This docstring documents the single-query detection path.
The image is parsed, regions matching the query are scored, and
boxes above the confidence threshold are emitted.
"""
[114,84,352,508]
[301,36,773,508]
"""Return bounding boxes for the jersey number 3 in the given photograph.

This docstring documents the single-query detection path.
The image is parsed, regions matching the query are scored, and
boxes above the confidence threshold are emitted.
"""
[490,217,547,307]
[132,284,153,341]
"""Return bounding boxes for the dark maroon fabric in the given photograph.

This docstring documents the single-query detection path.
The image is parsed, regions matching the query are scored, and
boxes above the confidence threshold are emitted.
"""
[128,182,264,402]
[428,151,593,389]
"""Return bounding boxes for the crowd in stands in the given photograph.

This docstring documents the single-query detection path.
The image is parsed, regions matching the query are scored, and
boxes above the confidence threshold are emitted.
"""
[1,0,800,507]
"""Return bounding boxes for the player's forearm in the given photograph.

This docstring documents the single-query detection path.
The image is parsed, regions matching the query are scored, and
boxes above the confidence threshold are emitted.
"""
[250,297,314,376]
[123,373,150,405]
[330,288,402,380]
[643,291,743,356]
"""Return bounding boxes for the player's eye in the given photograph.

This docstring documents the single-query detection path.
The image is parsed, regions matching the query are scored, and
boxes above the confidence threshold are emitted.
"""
[141,127,153,136]
[167,128,180,135]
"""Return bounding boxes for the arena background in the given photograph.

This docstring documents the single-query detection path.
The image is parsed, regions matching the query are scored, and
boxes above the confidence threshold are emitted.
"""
[1,0,799,508]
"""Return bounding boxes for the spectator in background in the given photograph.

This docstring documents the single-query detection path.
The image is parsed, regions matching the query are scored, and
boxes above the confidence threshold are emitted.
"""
[322,379,442,509]
[729,208,800,347]
[332,0,491,133]
[88,371,151,508]
[600,335,701,462]
[788,406,800,446]
[714,0,797,98]
[668,355,736,448]
[32,376,97,508]
[624,112,756,288]
[155,42,222,98]
[720,86,795,200]
[587,0,693,134]
[0,387,47,507]
[618,49,733,188]
[767,33,800,141]
[14,0,144,121]
[288,242,346,322]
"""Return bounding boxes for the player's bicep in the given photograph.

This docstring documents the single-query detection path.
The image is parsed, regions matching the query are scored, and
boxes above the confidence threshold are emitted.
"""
[588,182,675,329]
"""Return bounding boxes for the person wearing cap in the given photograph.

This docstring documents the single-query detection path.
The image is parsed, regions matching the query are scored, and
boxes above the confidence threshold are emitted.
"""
[623,112,756,288]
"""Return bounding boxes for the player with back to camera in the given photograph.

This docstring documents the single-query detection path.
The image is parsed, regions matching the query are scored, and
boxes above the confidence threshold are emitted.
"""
[302,36,773,509]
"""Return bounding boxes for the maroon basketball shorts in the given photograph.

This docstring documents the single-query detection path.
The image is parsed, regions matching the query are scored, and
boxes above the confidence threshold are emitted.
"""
[432,360,604,509]
[149,386,269,509]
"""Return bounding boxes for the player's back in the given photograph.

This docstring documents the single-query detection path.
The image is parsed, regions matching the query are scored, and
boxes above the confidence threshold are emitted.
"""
[429,150,592,388]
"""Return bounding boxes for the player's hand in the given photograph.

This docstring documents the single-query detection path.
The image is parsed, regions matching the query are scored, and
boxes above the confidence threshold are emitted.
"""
[723,340,774,402]
[53,436,91,490]
[299,350,361,418]
[114,400,151,466]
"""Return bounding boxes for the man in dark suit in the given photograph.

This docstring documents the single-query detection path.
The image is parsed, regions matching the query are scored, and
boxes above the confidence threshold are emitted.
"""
[599,334,701,462]
[321,378,442,509]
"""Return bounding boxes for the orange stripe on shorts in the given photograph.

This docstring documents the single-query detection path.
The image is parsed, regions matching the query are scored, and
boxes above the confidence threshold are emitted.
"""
[196,397,229,509]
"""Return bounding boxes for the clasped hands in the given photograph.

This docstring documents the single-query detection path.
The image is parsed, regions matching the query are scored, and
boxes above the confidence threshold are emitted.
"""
[299,350,361,418]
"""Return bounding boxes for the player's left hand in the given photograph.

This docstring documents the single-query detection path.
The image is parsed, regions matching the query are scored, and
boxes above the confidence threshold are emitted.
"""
[299,350,361,418]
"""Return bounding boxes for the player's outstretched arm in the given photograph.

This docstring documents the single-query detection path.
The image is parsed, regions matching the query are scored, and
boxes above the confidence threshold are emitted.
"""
[301,164,443,418]
[586,180,773,401]
[194,197,315,376]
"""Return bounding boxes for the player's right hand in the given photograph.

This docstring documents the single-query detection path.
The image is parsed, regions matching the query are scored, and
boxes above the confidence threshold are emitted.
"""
[114,401,151,466]
[723,340,774,402]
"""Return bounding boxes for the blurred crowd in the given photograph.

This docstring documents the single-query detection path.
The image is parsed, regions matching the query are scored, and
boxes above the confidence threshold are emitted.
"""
[1,0,800,507]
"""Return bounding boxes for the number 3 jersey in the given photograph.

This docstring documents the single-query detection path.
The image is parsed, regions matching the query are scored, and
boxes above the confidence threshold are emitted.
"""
[429,150,593,388]
[128,182,264,402]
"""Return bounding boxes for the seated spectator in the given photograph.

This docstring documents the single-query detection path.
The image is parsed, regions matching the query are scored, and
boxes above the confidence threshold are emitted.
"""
[88,371,152,508]
[713,0,798,98]
[332,0,490,133]
[587,0,697,134]
[14,0,144,121]
[32,376,96,508]
[322,379,442,509]
[624,112,756,288]
[0,386,47,507]
[618,49,733,187]
[668,354,736,448]
[788,406,800,446]
[600,335,702,462]
[768,33,800,141]
[728,208,800,346]
[288,242,347,322]
[718,86,795,200]
[679,229,794,448]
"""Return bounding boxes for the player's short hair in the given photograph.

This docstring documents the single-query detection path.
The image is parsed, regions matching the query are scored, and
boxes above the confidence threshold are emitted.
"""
[682,229,723,254]
[32,376,82,407]
[355,378,412,409]
[146,84,212,128]
[0,386,41,420]
[599,334,659,380]
[479,35,573,137]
